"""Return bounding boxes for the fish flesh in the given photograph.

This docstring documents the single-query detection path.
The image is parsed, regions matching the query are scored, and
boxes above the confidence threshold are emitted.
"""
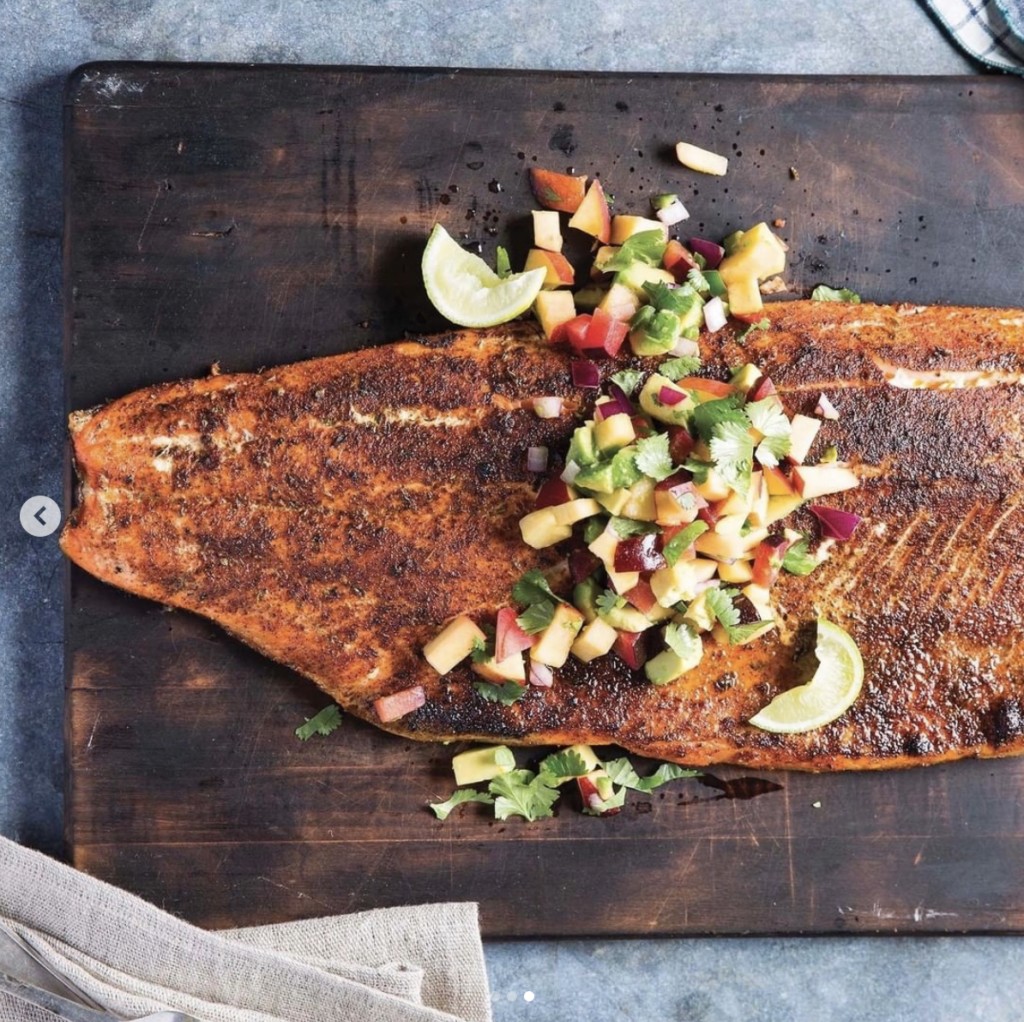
[61,302,1024,770]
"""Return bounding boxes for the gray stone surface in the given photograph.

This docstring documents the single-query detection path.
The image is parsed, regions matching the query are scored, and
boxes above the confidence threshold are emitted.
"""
[0,1,1013,1019]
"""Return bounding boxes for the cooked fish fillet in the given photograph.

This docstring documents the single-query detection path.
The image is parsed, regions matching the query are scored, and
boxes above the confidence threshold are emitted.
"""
[62,302,1024,770]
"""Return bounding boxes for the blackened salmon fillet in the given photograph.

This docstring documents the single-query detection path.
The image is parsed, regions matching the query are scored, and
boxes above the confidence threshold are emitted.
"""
[61,301,1024,770]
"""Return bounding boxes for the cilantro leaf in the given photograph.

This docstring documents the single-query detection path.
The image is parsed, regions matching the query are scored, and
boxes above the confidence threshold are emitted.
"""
[513,569,560,607]
[736,317,770,343]
[704,587,742,630]
[595,589,625,615]
[602,757,700,792]
[473,680,528,705]
[634,431,675,482]
[691,395,748,444]
[295,704,343,741]
[782,537,820,576]
[643,280,697,314]
[659,355,702,381]
[663,621,703,661]
[495,246,512,279]
[726,620,776,644]
[755,434,792,467]
[605,230,668,270]
[538,749,589,782]
[811,284,861,304]
[582,784,627,816]
[429,788,495,820]
[489,769,560,822]
[709,419,754,496]
[663,520,709,566]
[516,600,556,635]
[747,396,792,468]
[704,587,775,644]
[686,267,710,296]
[682,458,713,484]
[610,369,645,397]
[469,636,492,664]
[610,516,660,538]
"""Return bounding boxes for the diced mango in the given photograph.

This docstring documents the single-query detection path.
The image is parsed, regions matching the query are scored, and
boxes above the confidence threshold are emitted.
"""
[423,615,486,675]
[532,210,563,252]
[471,651,526,683]
[534,290,576,340]
[611,214,669,244]
[453,745,516,786]
[571,617,618,663]
[550,498,603,527]
[519,507,573,549]
[532,603,585,667]
[594,412,636,453]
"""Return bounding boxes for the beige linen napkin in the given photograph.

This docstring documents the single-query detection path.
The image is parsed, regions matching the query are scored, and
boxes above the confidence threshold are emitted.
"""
[0,837,491,1022]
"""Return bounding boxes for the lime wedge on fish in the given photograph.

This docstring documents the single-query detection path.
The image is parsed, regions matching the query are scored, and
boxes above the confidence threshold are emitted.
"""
[748,619,864,734]
[422,224,546,328]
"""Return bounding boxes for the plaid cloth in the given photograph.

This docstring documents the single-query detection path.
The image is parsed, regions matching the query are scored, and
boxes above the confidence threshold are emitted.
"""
[922,0,1024,72]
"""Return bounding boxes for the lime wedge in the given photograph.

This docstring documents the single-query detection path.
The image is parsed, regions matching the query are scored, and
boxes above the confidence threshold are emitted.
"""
[748,619,864,734]
[422,224,546,328]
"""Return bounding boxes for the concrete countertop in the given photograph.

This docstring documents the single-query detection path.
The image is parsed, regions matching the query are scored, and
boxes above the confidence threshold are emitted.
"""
[3,1,1020,1018]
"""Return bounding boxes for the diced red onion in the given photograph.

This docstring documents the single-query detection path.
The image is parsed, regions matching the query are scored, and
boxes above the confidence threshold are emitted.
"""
[532,396,563,419]
[571,360,601,389]
[688,237,725,269]
[374,685,426,723]
[527,446,549,473]
[808,504,862,541]
[561,459,581,484]
[529,661,554,688]
[669,337,701,358]
[816,393,840,420]
[703,296,727,333]
[656,198,690,226]
[659,386,687,406]
[603,382,634,417]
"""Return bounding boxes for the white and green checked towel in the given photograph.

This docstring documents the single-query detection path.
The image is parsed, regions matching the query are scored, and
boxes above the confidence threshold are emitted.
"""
[923,0,1024,72]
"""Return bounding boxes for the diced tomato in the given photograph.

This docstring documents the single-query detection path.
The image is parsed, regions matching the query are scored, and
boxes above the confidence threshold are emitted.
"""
[662,239,699,282]
[751,536,793,588]
[576,307,627,358]
[534,476,576,510]
[495,607,534,661]
[548,320,570,346]
[613,631,649,671]
[563,314,594,353]
[624,579,658,614]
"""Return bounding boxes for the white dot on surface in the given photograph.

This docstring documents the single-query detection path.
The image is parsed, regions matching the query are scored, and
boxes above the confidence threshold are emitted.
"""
[524,991,535,1003]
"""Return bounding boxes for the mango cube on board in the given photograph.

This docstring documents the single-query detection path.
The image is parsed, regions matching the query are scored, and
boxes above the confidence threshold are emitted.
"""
[423,615,486,675]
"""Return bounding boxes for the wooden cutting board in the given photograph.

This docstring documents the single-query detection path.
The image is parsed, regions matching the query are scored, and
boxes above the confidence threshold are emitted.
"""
[64,63,1024,936]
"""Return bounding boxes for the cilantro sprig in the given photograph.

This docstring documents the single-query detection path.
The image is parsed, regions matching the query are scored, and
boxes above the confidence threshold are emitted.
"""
[811,284,861,303]
[704,588,775,645]
[295,704,343,741]
[473,680,527,705]
[782,537,821,576]
[429,788,495,820]
[659,355,702,380]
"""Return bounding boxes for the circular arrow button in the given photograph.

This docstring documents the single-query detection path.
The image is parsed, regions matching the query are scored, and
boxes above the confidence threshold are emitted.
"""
[20,496,61,538]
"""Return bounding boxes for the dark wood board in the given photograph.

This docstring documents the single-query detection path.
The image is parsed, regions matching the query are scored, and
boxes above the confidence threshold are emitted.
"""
[64,63,1024,936]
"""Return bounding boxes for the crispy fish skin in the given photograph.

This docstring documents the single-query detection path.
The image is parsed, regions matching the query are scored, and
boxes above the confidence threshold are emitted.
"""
[62,303,1024,770]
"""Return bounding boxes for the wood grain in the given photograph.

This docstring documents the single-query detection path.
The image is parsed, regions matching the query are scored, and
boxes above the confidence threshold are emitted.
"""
[65,63,1024,935]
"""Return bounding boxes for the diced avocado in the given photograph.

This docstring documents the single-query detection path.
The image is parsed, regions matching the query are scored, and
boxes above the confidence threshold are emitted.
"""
[573,577,602,622]
[573,283,606,310]
[730,362,762,394]
[615,260,676,295]
[568,424,598,467]
[582,516,607,544]
[611,446,643,489]
[452,745,516,786]
[631,308,681,356]
[574,460,617,494]
[599,601,654,633]
[594,413,636,453]
[645,642,703,686]
[681,590,716,633]
[639,374,696,427]
[651,193,679,212]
